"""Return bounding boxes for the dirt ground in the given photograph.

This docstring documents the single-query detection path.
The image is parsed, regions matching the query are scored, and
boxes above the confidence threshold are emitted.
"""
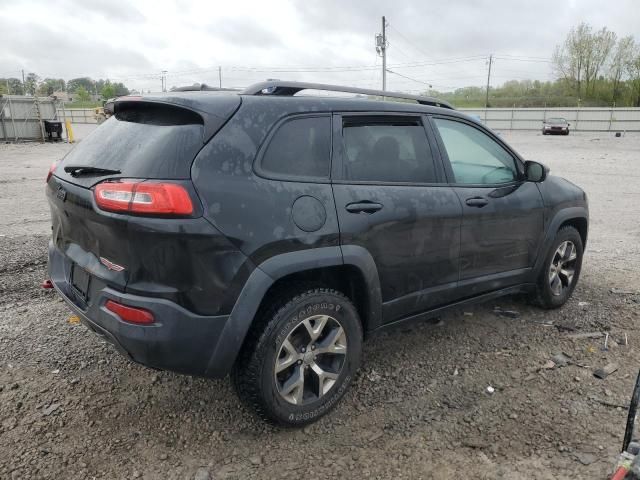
[0,129,639,480]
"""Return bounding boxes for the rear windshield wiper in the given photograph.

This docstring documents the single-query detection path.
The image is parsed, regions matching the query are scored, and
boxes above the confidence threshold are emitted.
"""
[64,166,122,177]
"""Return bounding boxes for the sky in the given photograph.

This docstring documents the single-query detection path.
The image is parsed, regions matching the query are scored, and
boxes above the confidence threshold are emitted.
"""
[0,0,638,94]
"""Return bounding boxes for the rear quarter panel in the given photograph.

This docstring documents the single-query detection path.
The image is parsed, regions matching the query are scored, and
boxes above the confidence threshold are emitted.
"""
[191,98,341,291]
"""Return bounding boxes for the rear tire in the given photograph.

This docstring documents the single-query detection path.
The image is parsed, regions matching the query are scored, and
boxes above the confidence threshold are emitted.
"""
[533,226,583,309]
[232,287,362,426]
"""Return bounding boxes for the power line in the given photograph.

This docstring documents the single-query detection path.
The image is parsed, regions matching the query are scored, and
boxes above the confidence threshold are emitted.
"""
[386,24,432,59]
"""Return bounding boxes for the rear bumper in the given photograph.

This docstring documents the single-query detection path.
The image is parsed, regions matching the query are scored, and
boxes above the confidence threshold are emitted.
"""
[48,242,230,377]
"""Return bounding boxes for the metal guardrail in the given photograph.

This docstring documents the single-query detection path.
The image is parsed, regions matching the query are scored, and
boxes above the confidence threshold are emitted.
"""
[460,107,640,131]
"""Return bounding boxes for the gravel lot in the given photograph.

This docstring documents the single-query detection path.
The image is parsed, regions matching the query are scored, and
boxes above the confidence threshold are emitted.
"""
[0,130,639,479]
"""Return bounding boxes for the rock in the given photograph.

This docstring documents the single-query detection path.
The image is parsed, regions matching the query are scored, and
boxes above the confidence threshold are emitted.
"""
[42,403,61,416]
[463,437,489,449]
[541,360,556,370]
[486,386,495,394]
[576,453,597,465]
[493,308,519,319]
[594,363,619,379]
[610,288,638,295]
[159,453,168,460]
[248,455,262,466]
[551,353,570,367]
[194,467,211,480]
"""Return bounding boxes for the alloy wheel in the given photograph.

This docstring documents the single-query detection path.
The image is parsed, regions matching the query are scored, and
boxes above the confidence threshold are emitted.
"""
[274,314,347,405]
[548,240,578,296]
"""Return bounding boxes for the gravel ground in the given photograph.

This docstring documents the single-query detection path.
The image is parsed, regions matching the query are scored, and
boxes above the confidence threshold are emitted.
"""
[0,130,639,479]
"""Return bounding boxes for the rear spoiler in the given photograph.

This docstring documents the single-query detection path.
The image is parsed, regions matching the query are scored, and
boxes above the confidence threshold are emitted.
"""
[103,94,241,141]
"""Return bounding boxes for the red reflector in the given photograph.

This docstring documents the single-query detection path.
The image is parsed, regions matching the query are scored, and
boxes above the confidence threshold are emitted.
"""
[105,300,155,325]
[94,181,193,216]
[41,279,53,289]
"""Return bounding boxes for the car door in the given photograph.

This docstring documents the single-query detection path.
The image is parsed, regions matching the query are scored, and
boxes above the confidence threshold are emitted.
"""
[430,116,545,295]
[331,113,462,323]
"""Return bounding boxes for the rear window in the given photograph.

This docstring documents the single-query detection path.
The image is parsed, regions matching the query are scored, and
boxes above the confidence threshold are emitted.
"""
[61,103,204,179]
[259,116,331,179]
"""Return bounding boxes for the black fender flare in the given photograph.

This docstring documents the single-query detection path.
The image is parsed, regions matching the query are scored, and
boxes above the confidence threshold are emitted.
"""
[205,245,382,377]
[532,206,588,276]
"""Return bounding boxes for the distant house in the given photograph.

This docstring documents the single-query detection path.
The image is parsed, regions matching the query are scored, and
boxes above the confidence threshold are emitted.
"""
[52,91,71,102]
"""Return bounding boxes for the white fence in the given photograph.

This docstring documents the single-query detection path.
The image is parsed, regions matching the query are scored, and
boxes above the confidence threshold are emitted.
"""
[460,107,640,132]
[54,106,640,131]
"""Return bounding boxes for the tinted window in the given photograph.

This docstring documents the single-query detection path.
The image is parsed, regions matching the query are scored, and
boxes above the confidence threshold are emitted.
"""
[61,104,204,179]
[261,116,331,178]
[433,118,517,185]
[342,117,437,183]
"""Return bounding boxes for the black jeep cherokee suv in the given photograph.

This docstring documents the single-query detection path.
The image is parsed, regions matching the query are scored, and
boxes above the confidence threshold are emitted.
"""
[46,81,588,426]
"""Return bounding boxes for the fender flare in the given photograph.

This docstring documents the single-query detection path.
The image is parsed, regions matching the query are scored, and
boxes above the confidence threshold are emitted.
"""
[205,245,382,377]
[532,206,588,275]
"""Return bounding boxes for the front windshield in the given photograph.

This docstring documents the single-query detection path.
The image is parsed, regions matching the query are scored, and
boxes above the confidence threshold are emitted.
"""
[547,118,567,125]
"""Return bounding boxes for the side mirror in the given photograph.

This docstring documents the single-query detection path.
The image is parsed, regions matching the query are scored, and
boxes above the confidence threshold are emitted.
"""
[568,123,571,126]
[524,160,549,182]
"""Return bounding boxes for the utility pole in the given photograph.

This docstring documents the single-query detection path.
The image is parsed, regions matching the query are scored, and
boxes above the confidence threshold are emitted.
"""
[218,66,222,88]
[21,69,25,95]
[485,54,492,108]
[375,16,387,91]
[382,16,386,91]
[161,70,167,92]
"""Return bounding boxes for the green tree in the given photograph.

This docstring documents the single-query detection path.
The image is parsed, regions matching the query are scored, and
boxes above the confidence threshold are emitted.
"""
[76,86,91,102]
[67,77,95,93]
[37,78,66,96]
[24,72,40,95]
[101,82,116,99]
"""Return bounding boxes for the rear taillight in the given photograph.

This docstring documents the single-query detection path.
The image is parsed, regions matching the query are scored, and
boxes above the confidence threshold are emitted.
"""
[105,299,155,325]
[94,181,193,216]
[46,160,60,183]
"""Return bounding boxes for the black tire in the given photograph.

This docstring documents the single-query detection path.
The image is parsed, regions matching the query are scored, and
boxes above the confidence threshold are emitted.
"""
[533,226,583,309]
[232,287,363,426]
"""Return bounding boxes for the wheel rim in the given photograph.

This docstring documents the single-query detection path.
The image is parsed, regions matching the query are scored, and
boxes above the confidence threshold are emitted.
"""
[274,314,347,406]
[548,240,578,296]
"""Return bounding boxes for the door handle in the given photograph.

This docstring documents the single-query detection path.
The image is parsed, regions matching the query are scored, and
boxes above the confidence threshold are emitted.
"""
[465,197,489,208]
[345,201,383,214]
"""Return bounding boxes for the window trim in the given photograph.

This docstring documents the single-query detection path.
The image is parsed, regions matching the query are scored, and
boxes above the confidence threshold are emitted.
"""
[254,113,333,184]
[331,112,447,186]
[428,114,526,188]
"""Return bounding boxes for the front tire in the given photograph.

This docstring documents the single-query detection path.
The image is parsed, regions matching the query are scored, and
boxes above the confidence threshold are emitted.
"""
[533,226,583,309]
[232,287,362,426]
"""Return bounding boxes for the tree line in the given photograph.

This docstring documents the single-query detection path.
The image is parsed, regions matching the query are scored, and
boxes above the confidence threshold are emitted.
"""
[0,74,130,103]
[430,22,640,108]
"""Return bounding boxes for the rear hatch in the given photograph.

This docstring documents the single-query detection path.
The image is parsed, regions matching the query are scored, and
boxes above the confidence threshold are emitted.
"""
[47,94,241,302]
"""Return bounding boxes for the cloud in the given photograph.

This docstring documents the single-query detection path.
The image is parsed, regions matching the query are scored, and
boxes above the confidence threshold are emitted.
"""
[205,18,282,48]
[0,0,638,92]
[0,18,152,79]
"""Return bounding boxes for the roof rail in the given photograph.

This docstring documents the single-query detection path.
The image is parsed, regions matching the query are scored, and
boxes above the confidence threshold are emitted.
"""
[241,81,454,109]
[171,84,241,92]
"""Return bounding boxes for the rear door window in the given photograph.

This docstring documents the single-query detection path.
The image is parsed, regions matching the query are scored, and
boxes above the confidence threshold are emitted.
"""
[341,116,438,183]
[259,116,331,179]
